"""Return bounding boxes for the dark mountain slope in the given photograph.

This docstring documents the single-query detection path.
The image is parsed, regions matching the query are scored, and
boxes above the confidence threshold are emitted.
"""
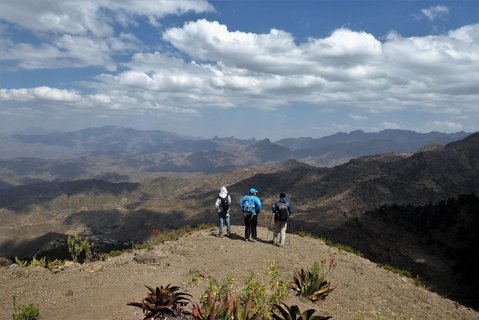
[0,179,140,211]
[327,194,479,309]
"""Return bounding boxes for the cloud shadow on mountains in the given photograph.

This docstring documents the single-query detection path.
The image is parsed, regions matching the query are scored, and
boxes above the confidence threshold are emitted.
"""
[0,180,140,212]
[324,194,479,310]
[1,207,217,260]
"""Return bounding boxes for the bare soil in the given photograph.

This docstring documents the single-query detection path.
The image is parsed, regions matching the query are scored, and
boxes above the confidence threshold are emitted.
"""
[1,225,477,320]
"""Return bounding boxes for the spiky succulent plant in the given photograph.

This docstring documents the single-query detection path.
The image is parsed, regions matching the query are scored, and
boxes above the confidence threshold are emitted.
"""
[290,267,335,302]
[127,284,192,320]
[271,302,332,320]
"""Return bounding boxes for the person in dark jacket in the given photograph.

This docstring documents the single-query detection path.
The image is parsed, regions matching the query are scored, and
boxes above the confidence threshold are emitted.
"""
[239,188,262,242]
[215,186,232,237]
[272,192,292,247]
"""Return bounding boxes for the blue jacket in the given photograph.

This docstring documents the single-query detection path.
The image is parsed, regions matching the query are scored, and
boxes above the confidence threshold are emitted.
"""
[239,195,262,216]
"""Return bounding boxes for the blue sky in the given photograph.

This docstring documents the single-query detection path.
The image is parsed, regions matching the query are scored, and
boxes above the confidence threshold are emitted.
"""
[0,0,478,140]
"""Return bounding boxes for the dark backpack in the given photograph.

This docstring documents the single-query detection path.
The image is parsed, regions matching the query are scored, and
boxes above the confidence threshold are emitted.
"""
[242,196,256,219]
[218,196,229,212]
[276,202,289,221]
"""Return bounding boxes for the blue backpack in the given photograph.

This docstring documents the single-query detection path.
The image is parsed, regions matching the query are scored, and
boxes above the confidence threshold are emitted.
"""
[242,196,256,219]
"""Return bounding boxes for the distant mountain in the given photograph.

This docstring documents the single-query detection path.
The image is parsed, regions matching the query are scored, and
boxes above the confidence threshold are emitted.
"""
[0,126,472,183]
[277,129,471,166]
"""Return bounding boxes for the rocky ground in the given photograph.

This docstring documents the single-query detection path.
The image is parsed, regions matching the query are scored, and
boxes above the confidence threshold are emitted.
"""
[1,225,477,320]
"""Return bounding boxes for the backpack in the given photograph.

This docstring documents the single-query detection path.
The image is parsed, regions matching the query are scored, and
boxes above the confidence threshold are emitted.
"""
[242,196,256,219]
[276,202,289,221]
[218,196,229,212]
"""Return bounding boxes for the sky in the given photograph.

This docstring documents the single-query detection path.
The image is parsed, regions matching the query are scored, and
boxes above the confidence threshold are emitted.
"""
[0,0,478,140]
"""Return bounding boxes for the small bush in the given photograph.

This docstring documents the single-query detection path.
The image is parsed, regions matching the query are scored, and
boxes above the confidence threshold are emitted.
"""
[14,257,27,267]
[12,296,40,320]
[29,257,47,268]
[67,234,94,263]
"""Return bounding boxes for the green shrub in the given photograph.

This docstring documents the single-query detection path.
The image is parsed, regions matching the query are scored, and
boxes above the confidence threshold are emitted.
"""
[67,234,94,263]
[29,257,47,268]
[267,262,289,305]
[14,257,47,268]
[14,257,27,267]
[189,270,205,287]
[200,274,235,306]
[12,296,40,320]
[241,273,268,316]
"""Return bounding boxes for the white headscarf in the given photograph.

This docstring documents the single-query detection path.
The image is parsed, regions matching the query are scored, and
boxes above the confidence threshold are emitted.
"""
[219,186,228,198]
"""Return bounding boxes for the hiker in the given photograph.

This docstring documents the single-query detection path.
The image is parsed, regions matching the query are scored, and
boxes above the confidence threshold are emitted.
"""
[239,188,262,242]
[272,192,292,247]
[215,186,232,237]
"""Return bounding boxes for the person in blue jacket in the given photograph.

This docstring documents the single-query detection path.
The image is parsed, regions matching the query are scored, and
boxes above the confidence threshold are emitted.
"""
[239,188,262,242]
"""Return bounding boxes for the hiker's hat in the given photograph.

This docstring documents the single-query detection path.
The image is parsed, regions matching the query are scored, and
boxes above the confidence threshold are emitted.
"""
[249,188,258,194]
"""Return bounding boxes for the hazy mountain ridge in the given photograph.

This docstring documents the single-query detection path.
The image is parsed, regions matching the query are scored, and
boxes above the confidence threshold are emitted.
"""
[0,127,471,185]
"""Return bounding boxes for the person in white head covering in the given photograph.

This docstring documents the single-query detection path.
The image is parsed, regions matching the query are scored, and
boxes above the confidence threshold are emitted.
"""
[215,186,232,237]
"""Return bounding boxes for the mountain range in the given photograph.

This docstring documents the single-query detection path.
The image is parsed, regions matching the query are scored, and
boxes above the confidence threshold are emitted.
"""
[0,126,470,186]
[0,128,478,309]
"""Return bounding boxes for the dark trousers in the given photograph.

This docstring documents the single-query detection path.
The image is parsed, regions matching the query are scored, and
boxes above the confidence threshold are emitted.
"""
[244,215,258,239]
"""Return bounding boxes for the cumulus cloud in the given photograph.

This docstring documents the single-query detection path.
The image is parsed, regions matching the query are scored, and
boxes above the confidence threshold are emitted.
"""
[0,87,81,102]
[0,0,214,36]
[1,10,478,125]
[382,121,401,130]
[0,0,210,71]
[421,5,450,22]
[159,20,479,113]
[349,113,368,121]
[425,120,463,131]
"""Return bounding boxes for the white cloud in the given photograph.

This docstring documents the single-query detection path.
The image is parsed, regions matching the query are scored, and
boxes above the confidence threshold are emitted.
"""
[1,9,478,127]
[0,87,81,102]
[349,113,368,121]
[0,0,214,36]
[159,20,479,113]
[382,121,401,129]
[0,0,210,71]
[421,5,450,22]
[0,35,122,70]
[424,121,463,131]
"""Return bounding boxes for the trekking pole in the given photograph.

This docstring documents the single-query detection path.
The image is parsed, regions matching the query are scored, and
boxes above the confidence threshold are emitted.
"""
[266,191,274,241]
[266,214,272,240]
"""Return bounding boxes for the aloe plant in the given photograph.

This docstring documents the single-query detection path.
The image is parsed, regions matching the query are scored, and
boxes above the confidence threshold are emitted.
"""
[290,262,335,302]
[127,284,191,320]
[272,302,332,320]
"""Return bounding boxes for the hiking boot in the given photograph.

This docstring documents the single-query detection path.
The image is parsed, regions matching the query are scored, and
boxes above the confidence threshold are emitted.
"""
[249,238,255,242]
[226,232,231,237]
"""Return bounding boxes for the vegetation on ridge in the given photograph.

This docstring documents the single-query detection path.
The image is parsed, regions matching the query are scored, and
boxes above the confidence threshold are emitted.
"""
[129,262,335,320]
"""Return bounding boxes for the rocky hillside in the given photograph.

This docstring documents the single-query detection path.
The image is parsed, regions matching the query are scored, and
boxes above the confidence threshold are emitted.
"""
[1,226,478,320]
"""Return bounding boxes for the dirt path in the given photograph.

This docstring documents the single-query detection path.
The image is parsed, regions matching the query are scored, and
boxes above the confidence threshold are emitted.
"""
[1,226,477,320]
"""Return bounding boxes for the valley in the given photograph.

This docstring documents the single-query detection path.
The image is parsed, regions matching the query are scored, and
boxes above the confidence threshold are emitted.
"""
[0,127,478,310]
